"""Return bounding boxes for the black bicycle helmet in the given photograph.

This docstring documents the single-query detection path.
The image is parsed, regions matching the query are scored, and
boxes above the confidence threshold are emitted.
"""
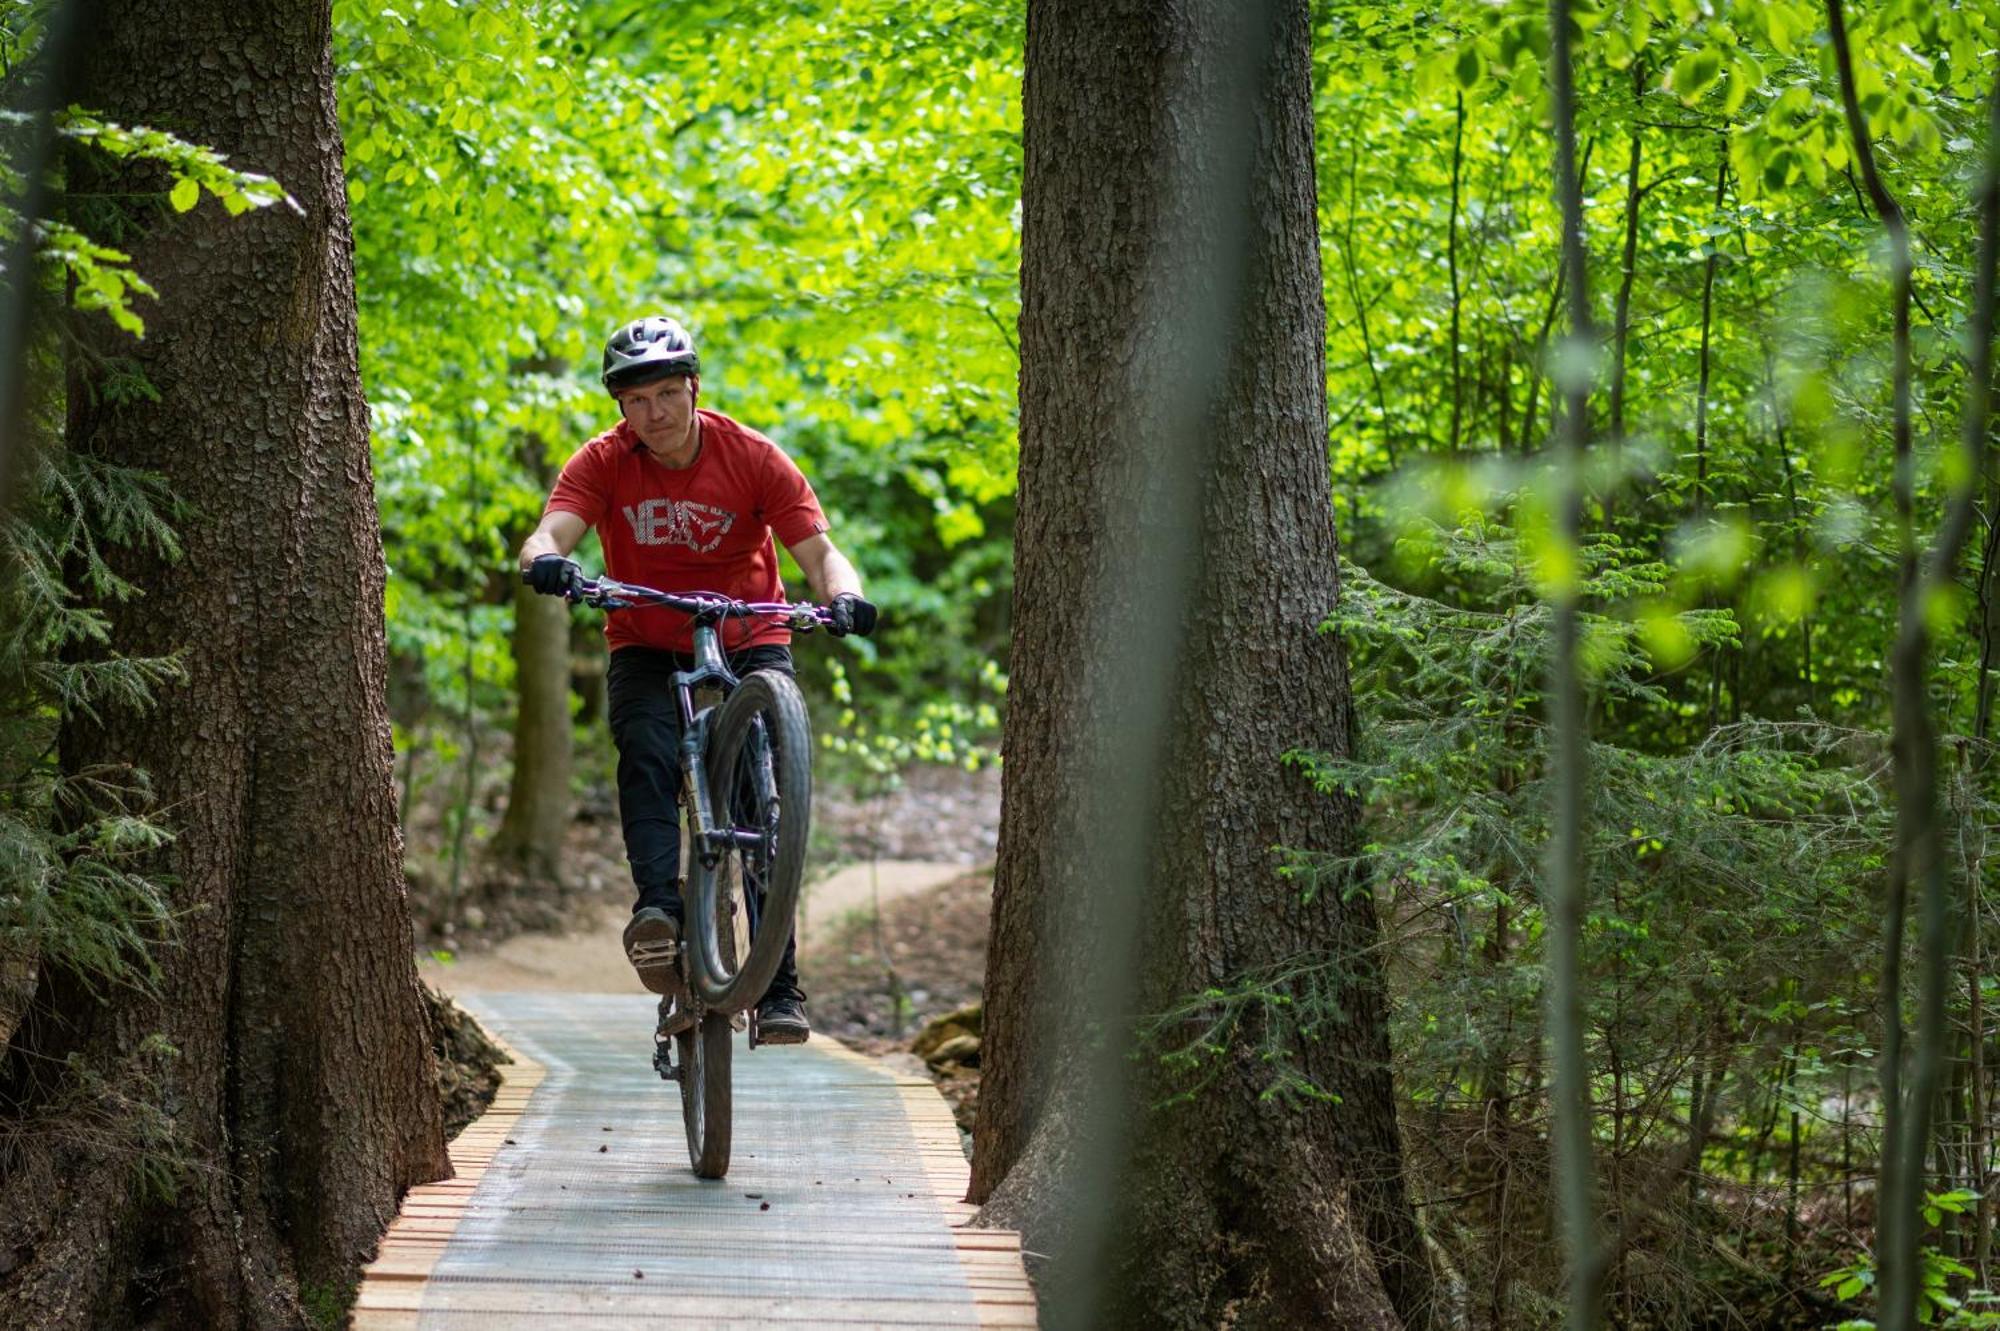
[601,315,700,393]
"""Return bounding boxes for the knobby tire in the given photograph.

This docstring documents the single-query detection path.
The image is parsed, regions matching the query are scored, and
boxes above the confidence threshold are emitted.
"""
[686,669,812,1012]
[676,1011,733,1178]
[677,822,739,1179]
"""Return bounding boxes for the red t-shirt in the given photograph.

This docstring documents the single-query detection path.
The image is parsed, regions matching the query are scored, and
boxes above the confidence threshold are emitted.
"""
[545,410,830,654]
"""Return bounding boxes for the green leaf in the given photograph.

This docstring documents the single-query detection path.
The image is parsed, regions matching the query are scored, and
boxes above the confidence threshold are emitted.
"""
[1722,56,1763,117]
[1454,45,1484,91]
[1671,47,1724,104]
[169,177,200,212]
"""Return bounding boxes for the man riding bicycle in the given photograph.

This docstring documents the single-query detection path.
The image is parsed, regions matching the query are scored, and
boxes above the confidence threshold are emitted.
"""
[517,315,876,1045]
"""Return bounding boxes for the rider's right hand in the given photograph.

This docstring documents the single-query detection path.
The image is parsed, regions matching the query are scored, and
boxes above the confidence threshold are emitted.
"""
[523,554,584,597]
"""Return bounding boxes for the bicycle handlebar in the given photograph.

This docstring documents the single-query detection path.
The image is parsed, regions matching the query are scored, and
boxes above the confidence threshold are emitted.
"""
[558,574,835,633]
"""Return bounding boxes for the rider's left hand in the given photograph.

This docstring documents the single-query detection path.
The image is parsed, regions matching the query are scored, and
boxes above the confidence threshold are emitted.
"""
[828,593,878,638]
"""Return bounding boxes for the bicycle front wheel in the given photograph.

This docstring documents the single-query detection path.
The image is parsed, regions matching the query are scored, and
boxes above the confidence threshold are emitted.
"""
[686,668,812,1012]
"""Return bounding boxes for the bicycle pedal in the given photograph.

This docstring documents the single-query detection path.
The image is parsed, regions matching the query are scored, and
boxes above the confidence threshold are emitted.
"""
[656,995,696,1040]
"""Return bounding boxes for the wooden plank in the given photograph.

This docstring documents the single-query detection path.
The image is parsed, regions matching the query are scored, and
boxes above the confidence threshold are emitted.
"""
[353,1025,547,1329]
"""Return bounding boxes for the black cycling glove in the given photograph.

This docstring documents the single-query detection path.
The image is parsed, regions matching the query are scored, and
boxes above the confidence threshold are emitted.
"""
[524,554,584,597]
[828,592,878,638]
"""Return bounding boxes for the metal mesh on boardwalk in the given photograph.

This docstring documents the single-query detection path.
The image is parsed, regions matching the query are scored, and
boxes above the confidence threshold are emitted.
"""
[405,992,992,1328]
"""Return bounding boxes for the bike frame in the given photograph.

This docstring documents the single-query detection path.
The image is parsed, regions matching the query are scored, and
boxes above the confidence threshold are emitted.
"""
[573,578,820,877]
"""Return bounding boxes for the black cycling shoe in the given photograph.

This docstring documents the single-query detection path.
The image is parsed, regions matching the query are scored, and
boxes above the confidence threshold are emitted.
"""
[755,992,810,1045]
[623,906,684,997]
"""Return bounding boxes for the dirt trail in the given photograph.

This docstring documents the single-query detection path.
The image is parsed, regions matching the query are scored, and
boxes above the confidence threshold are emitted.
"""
[418,860,969,996]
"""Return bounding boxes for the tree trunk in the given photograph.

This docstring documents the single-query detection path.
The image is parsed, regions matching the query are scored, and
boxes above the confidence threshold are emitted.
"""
[1448,91,1465,455]
[1691,154,1727,525]
[0,3,449,1326]
[1606,66,1645,444]
[969,3,1431,1328]
[1830,8,2000,1323]
[1339,135,1395,469]
[490,576,574,883]
[1546,0,1606,1320]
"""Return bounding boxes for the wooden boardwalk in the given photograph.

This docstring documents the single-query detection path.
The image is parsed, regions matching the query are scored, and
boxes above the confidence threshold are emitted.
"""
[355,993,1034,1328]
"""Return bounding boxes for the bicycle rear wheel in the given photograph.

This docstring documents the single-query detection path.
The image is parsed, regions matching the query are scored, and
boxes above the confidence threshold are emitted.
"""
[686,669,812,1012]
[675,1010,732,1178]
[675,788,739,1179]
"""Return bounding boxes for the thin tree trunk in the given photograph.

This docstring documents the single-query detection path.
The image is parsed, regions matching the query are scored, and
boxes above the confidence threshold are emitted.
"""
[1692,155,1727,523]
[572,620,609,726]
[1547,0,1603,1323]
[1974,878,1993,1282]
[1845,1058,1857,1231]
[1339,135,1396,468]
[1518,269,1560,455]
[1609,879,1630,1327]
[0,3,448,1322]
[490,576,574,883]
[1695,154,1728,731]
[1978,505,2000,743]
[0,1,86,509]
[1516,139,1594,458]
[1449,91,1465,454]
[1830,8,2000,1324]
[448,577,479,918]
[970,3,1432,1325]
[1765,344,1816,707]
[1607,66,1645,443]
[1786,1021,1804,1281]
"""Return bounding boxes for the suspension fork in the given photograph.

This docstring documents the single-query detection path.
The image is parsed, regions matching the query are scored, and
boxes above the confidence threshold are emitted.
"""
[680,714,723,871]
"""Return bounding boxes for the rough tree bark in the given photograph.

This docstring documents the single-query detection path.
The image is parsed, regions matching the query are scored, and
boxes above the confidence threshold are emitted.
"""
[0,3,449,1325]
[969,3,1432,1328]
[490,575,574,883]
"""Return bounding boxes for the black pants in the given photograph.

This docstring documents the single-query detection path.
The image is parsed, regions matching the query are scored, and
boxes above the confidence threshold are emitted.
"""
[607,644,802,1001]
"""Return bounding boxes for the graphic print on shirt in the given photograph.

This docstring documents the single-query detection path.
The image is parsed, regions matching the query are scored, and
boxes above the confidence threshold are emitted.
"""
[621,497,738,553]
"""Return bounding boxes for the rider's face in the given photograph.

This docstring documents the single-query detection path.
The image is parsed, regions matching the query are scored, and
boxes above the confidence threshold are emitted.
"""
[618,374,699,455]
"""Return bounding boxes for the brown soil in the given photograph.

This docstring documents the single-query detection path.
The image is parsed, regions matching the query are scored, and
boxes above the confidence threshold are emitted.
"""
[799,865,994,1132]
[816,763,1002,864]
[406,805,632,952]
[403,756,1001,955]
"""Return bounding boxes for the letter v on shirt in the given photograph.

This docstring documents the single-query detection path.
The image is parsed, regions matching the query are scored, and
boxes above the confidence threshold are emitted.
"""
[545,409,830,654]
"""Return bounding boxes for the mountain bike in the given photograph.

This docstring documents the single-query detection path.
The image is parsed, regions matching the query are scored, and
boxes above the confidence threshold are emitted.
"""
[561,574,829,1179]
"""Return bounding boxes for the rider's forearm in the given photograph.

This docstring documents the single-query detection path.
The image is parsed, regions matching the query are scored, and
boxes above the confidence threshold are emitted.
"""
[518,512,585,571]
[808,545,864,604]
